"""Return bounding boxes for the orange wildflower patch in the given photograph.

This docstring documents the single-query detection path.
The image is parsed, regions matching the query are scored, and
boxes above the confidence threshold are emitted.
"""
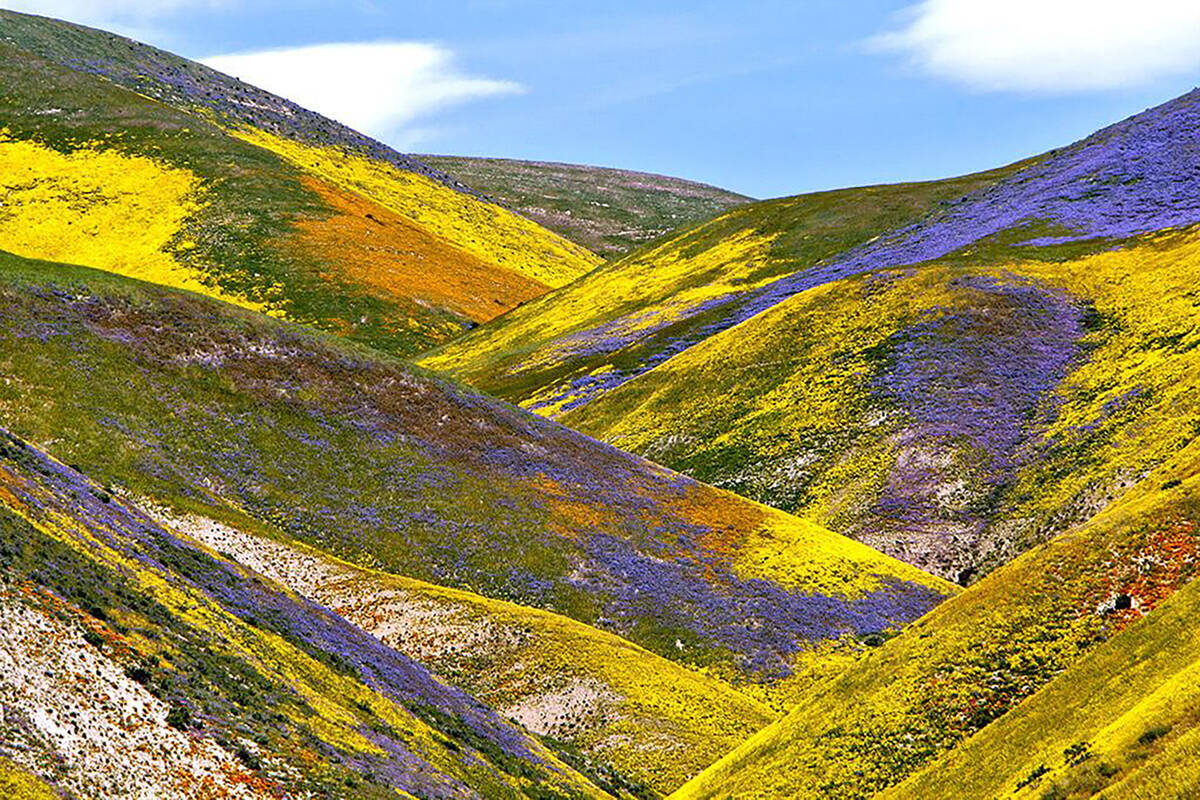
[531,473,610,540]
[659,483,768,562]
[1122,520,1199,613]
[289,177,551,324]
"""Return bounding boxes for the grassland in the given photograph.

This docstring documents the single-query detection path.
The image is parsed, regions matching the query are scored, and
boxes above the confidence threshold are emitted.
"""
[420,155,752,258]
[672,431,1200,798]
[0,10,599,359]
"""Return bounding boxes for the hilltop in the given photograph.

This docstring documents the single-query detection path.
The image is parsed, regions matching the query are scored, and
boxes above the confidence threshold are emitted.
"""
[420,155,752,257]
[0,9,600,358]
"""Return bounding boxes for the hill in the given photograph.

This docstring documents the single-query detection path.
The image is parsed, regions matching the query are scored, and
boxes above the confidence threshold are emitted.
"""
[422,89,1200,583]
[146,502,776,795]
[0,427,609,799]
[673,428,1200,798]
[0,9,599,358]
[420,155,752,257]
[0,248,954,792]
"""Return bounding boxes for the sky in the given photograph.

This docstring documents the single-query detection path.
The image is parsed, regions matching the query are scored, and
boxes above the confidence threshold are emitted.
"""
[6,0,1200,199]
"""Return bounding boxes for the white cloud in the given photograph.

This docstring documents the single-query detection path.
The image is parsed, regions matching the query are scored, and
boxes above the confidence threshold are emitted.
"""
[871,0,1200,92]
[202,42,523,142]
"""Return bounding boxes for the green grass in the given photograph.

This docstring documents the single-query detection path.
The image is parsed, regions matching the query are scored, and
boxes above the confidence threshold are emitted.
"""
[421,155,752,258]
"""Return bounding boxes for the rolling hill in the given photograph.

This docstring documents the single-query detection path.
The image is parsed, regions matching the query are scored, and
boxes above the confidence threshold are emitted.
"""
[8,7,1200,800]
[0,247,954,794]
[0,9,600,358]
[145,502,776,795]
[419,155,752,257]
[673,430,1200,799]
[422,89,1200,585]
[0,427,609,799]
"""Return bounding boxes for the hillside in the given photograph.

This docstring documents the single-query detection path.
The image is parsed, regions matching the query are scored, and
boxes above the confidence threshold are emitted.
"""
[0,9,599,358]
[423,89,1200,583]
[146,503,776,795]
[0,428,609,799]
[0,249,954,792]
[420,155,752,257]
[673,430,1200,798]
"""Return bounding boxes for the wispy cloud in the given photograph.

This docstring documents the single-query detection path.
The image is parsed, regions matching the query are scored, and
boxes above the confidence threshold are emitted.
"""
[870,0,1200,93]
[203,42,523,145]
[1,0,225,37]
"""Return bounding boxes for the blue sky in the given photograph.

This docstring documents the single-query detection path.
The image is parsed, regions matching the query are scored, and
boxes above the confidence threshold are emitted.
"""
[8,1,1200,198]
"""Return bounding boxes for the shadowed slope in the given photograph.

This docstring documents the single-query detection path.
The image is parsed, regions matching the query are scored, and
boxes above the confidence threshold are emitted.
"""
[0,10,598,358]
[420,155,752,257]
[0,249,953,704]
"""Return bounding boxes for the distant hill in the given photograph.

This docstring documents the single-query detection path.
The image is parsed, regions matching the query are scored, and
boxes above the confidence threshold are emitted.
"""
[422,89,1200,585]
[0,9,600,358]
[421,155,753,257]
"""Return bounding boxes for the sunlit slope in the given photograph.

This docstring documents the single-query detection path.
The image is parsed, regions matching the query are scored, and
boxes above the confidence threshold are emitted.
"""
[0,250,953,695]
[426,89,1200,416]
[0,430,609,800]
[417,160,1034,405]
[672,437,1200,800]
[0,10,598,357]
[421,155,753,258]
[556,228,1200,581]
[425,89,1200,584]
[147,503,775,797]
[885,564,1200,799]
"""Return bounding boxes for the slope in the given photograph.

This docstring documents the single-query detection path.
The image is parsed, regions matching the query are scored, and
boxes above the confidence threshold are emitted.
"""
[423,88,1200,583]
[417,158,1034,408]
[0,249,954,711]
[671,433,1200,799]
[885,554,1200,800]
[144,502,775,797]
[0,9,599,358]
[0,428,609,799]
[420,155,752,258]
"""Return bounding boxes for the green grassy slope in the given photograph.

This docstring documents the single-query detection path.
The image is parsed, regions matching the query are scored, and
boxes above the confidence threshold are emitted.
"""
[671,435,1200,799]
[421,155,752,257]
[0,10,599,358]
